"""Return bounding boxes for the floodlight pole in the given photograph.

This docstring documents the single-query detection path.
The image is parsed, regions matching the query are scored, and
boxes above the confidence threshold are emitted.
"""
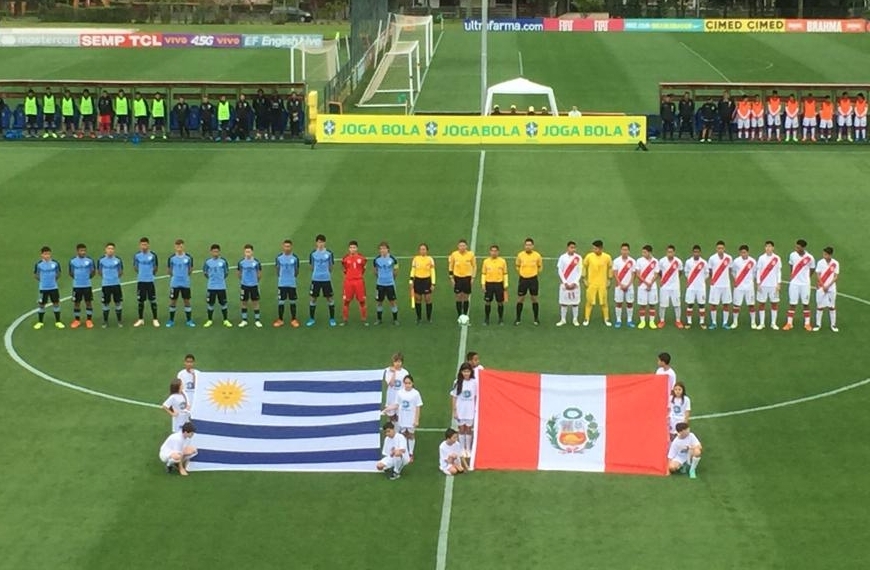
[480,0,488,116]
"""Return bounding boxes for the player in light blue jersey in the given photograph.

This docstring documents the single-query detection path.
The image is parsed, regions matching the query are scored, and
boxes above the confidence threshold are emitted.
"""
[238,244,263,328]
[373,241,400,325]
[274,239,301,327]
[203,244,232,328]
[33,246,64,329]
[307,234,336,327]
[97,242,124,327]
[68,243,96,329]
[166,239,194,327]
[133,237,160,327]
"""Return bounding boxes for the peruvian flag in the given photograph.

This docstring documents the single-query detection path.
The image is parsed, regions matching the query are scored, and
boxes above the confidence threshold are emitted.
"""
[473,371,669,476]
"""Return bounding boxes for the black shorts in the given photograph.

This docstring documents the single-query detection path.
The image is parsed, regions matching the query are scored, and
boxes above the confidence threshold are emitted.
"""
[73,287,94,303]
[153,118,166,128]
[484,282,506,303]
[377,285,397,302]
[207,289,228,306]
[413,277,432,295]
[517,276,539,297]
[256,116,269,129]
[102,285,123,304]
[63,116,76,127]
[310,281,333,298]
[39,289,60,305]
[117,115,130,126]
[240,285,260,302]
[278,287,298,301]
[169,287,191,301]
[137,282,156,303]
[136,116,148,127]
[26,115,38,127]
[453,276,472,295]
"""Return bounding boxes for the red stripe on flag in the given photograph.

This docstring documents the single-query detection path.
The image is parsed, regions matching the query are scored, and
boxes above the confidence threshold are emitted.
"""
[604,374,669,476]
[475,370,541,470]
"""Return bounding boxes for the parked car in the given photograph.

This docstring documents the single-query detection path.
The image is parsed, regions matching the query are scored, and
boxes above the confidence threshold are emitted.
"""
[270,6,314,23]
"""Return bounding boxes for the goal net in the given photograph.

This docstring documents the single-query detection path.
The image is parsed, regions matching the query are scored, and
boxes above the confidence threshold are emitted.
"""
[291,39,341,87]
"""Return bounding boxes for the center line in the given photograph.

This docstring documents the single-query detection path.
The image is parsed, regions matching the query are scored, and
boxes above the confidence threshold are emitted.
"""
[435,149,485,570]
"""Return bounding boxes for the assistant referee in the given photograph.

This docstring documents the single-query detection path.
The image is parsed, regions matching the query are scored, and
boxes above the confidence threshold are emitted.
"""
[409,243,436,323]
[481,245,509,326]
[515,237,543,325]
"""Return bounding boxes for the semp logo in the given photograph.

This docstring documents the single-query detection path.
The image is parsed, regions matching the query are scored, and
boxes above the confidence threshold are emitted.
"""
[525,122,538,137]
[628,122,642,138]
[425,121,438,137]
[323,120,336,136]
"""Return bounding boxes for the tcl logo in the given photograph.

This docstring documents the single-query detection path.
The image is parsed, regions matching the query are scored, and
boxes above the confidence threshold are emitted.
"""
[80,34,163,47]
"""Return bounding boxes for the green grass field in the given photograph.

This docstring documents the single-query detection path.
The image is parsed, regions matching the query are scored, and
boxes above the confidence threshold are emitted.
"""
[2,24,870,570]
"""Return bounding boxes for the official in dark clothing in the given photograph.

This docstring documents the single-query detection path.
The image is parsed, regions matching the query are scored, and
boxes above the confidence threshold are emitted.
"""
[200,95,215,140]
[97,90,114,138]
[0,95,5,136]
[234,93,252,141]
[678,91,695,139]
[699,98,717,142]
[287,93,303,138]
[660,94,676,140]
[174,96,190,139]
[717,92,735,141]
[253,89,270,139]
[269,93,286,140]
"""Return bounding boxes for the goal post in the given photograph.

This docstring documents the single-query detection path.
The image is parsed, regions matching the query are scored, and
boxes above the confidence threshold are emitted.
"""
[391,14,433,68]
[357,40,421,109]
[290,39,341,85]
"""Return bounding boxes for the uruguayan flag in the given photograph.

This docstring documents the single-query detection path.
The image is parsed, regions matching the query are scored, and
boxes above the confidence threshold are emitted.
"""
[189,370,383,472]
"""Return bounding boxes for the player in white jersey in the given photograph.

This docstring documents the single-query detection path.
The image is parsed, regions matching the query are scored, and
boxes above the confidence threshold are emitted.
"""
[451,363,478,458]
[668,382,692,437]
[376,422,409,480]
[755,240,782,330]
[439,428,466,475]
[611,243,636,328]
[784,239,815,331]
[159,421,197,475]
[556,241,582,326]
[177,353,200,408]
[657,245,683,328]
[667,422,702,479]
[162,378,190,433]
[836,91,853,142]
[855,93,867,142]
[382,352,409,423]
[729,245,757,329]
[813,246,839,332]
[635,245,659,329]
[656,352,678,395]
[683,245,707,329]
[383,375,422,460]
[706,240,733,330]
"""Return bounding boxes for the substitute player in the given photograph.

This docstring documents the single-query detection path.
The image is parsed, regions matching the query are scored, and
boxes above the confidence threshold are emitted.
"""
[33,246,64,330]
[612,242,635,328]
[274,239,300,327]
[855,93,867,142]
[481,245,509,326]
[729,245,756,329]
[382,353,409,423]
[515,238,543,326]
[133,237,159,328]
[159,421,197,476]
[755,241,782,330]
[766,90,782,142]
[409,243,436,323]
[98,242,124,328]
[801,93,817,142]
[372,241,400,325]
[658,245,683,329]
[784,239,815,331]
[814,246,839,333]
[635,245,659,330]
[582,240,612,327]
[340,240,368,326]
[68,243,96,329]
[307,234,336,327]
[683,245,707,329]
[439,428,466,476]
[750,95,764,141]
[707,240,733,330]
[203,244,231,328]
[451,363,478,459]
[735,96,751,140]
[376,422,409,480]
[166,239,194,328]
[784,94,800,143]
[667,422,702,479]
[837,92,853,142]
[556,242,582,326]
[819,96,835,142]
[449,239,476,318]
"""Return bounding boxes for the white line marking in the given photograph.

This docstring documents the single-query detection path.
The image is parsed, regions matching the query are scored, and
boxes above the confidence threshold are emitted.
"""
[518,51,524,76]
[679,41,733,82]
[409,28,445,115]
[435,149,486,570]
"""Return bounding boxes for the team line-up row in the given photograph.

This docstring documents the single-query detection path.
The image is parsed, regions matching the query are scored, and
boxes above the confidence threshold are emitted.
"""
[30,237,840,332]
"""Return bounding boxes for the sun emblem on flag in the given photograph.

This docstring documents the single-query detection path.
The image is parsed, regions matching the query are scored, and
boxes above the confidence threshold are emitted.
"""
[546,407,600,454]
[323,120,336,136]
[525,122,538,137]
[425,121,438,137]
[628,122,641,138]
[208,379,248,412]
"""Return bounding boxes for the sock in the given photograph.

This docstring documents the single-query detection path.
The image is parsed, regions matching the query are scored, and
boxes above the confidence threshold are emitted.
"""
[675,306,682,321]
[342,301,350,321]
[711,309,717,325]
[221,306,228,320]
[484,304,491,320]
[408,438,416,454]
[377,307,384,321]
[830,308,837,327]
[207,306,214,320]
[53,308,62,322]
[584,302,592,321]
[686,307,693,324]
[516,302,523,321]
[415,304,422,320]
[532,302,539,321]
[732,307,739,324]
[169,306,176,322]
[391,306,398,321]
[462,300,469,315]
[638,307,646,321]
[73,308,81,320]
[627,305,633,322]
[749,307,755,325]
[86,309,92,320]
[289,302,297,320]
[650,307,657,322]
[615,303,622,323]
[254,310,261,322]
[103,307,109,323]
[328,302,335,320]
[560,306,567,321]
[786,309,795,324]
[459,434,468,451]
[600,301,609,321]
[151,302,158,318]
[309,303,316,319]
[184,307,191,321]
[455,301,462,316]
[426,303,433,320]
[772,305,778,323]
[803,309,810,325]
[816,310,823,327]
[37,308,45,323]
[115,308,122,322]
[360,302,367,320]
[571,306,580,320]
[699,308,706,324]
[278,300,285,320]
[497,304,504,321]
[690,455,700,469]
[241,309,249,321]
[138,302,144,319]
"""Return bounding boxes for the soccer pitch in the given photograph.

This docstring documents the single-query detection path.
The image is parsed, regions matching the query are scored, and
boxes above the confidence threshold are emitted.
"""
[2,26,870,570]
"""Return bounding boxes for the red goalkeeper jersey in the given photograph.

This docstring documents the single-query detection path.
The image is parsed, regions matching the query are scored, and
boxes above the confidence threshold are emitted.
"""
[342,253,367,280]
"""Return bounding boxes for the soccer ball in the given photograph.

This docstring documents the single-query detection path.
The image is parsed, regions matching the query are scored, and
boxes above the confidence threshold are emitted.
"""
[457,314,470,326]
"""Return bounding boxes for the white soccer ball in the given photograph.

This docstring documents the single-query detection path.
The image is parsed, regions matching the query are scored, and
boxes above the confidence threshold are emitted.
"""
[457,314,470,326]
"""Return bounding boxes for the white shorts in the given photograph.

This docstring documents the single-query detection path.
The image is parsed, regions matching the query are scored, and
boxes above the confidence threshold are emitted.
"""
[614,286,634,304]
[767,113,781,126]
[440,458,462,475]
[737,118,750,130]
[837,115,853,127]
[559,284,581,306]
[856,116,867,128]
[819,119,833,129]
[685,288,706,305]
[733,287,756,306]
[708,286,732,305]
[379,455,409,471]
[659,288,680,308]
[816,287,837,308]
[159,451,178,464]
[637,285,659,306]
[789,283,811,305]
[669,417,688,434]
[785,116,799,129]
[803,117,817,127]
[757,285,779,303]
[456,418,474,427]
[398,425,416,434]
[751,117,764,128]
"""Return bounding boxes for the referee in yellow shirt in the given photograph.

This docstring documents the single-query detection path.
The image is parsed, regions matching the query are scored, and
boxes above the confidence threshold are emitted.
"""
[409,243,436,323]
[582,239,613,326]
[448,239,476,317]
[515,237,543,325]
[481,245,509,325]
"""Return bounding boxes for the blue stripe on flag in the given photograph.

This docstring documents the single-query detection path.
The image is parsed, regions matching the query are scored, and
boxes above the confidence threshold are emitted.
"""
[195,419,379,439]
[196,447,381,465]
[263,380,382,393]
[261,402,381,417]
